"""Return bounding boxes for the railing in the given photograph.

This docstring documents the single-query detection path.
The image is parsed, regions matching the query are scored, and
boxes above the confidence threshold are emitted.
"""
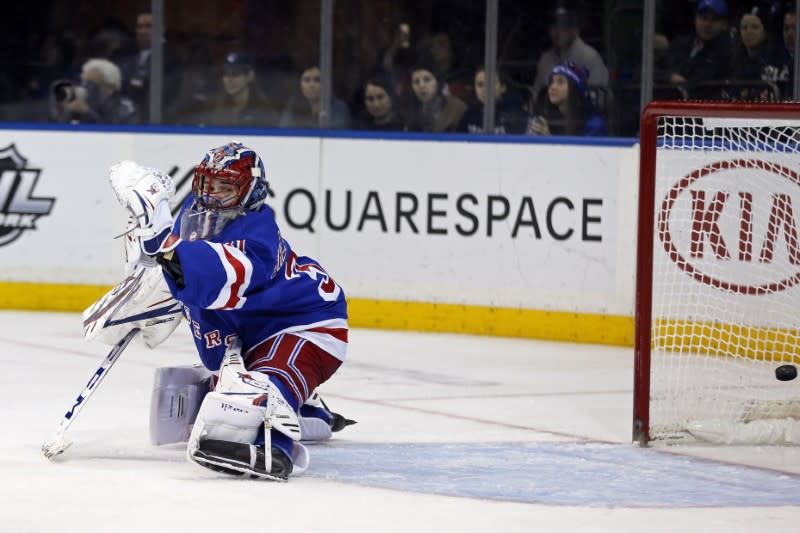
[611,80,782,136]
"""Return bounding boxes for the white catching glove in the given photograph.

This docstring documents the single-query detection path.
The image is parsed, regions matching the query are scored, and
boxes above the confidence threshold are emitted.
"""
[109,161,177,257]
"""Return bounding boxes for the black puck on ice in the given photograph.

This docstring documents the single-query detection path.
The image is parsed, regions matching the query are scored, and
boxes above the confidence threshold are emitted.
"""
[775,364,798,382]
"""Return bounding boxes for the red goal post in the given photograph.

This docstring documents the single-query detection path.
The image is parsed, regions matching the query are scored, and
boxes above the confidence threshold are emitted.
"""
[634,100,800,446]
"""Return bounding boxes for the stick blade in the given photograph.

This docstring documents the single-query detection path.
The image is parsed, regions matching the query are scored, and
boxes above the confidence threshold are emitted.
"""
[42,434,73,460]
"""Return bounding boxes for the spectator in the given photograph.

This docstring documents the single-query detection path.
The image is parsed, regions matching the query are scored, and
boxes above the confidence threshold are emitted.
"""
[733,6,781,98]
[528,62,607,137]
[118,11,179,123]
[89,21,133,63]
[205,52,278,128]
[664,0,734,98]
[355,75,404,131]
[759,1,788,40]
[50,58,138,124]
[458,67,528,134]
[533,7,609,99]
[418,32,470,99]
[377,21,417,100]
[774,7,796,98]
[279,65,351,129]
[404,63,466,133]
[164,40,215,126]
[17,33,80,121]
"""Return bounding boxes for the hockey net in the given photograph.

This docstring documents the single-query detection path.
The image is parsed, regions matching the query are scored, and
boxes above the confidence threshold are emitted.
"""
[634,101,800,446]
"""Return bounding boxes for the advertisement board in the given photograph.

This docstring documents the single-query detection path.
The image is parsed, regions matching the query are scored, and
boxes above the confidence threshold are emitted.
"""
[0,129,639,342]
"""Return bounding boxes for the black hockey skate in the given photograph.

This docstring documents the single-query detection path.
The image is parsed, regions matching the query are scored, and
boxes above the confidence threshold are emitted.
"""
[192,439,293,481]
[317,396,357,432]
[330,412,357,432]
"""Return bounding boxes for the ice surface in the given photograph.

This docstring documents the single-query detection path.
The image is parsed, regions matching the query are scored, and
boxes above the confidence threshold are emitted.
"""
[1,310,799,532]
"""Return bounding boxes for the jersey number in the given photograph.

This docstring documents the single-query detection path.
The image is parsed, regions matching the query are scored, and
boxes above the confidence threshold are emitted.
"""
[285,251,341,301]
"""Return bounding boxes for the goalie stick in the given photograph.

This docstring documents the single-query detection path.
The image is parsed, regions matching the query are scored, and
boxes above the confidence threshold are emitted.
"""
[41,328,140,459]
[42,258,182,460]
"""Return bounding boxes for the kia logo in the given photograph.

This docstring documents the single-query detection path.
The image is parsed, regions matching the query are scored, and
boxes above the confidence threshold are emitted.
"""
[659,159,800,295]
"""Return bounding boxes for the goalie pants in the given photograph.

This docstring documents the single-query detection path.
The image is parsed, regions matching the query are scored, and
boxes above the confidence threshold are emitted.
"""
[243,333,342,410]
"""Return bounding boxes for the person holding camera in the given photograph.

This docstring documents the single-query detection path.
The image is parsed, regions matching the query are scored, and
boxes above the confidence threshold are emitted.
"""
[51,58,139,124]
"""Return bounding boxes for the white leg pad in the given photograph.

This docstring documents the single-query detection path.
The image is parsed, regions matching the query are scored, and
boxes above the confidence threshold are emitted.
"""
[292,442,310,474]
[188,391,266,446]
[149,364,212,445]
[299,417,333,441]
[213,341,301,442]
[187,348,302,466]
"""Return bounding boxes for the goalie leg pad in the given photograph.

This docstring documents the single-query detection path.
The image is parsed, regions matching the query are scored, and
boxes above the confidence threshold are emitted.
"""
[186,391,297,479]
[187,391,267,446]
[149,365,212,445]
[187,342,304,478]
[299,415,333,442]
[299,391,333,441]
[214,340,302,442]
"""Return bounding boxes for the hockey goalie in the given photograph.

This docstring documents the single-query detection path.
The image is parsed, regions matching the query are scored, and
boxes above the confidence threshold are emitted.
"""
[81,142,354,481]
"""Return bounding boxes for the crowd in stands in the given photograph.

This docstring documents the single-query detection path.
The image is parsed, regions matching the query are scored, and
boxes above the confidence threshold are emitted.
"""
[657,0,793,100]
[1,1,798,137]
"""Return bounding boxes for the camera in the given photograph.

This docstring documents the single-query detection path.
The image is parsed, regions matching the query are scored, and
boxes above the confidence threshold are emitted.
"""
[51,80,87,104]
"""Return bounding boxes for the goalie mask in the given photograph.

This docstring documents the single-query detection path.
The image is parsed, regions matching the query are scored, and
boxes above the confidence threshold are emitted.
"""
[180,142,269,240]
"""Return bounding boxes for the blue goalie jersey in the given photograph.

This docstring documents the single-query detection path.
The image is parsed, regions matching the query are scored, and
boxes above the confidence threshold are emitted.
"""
[163,199,348,371]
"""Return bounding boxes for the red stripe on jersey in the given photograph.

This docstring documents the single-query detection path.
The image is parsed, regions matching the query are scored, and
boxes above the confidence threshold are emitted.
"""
[221,245,246,309]
[306,327,349,343]
[245,334,342,405]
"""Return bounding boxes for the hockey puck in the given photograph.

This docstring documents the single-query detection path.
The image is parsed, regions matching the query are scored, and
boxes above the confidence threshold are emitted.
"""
[775,364,798,382]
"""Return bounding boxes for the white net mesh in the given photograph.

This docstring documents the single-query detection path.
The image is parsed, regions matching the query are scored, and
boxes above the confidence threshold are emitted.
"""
[650,115,800,444]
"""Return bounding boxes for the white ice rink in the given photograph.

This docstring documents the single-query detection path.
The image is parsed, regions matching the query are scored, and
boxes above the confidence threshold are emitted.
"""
[1,310,799,532]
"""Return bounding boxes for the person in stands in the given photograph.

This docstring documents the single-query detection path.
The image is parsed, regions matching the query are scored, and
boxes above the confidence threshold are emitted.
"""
[205,52,278,127]
[404,62,466,133]
[355,74,405,131]
[279,65,350,129]
[50,58,138,124]
[664,0,734,99]
[732,6,782,99]
[528,62,607,137]
[458,66,528,134]
[533,7,609,99]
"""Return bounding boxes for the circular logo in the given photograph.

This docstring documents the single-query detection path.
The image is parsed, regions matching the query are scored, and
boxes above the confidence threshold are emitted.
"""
[659,159,800,295]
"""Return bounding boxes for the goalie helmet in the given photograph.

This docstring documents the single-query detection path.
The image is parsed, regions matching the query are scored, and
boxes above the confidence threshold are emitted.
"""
[180,142,268,241]
[192,142,268,211]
